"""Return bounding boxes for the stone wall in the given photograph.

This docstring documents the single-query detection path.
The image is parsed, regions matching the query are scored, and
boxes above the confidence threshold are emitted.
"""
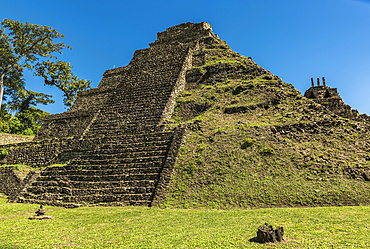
[36,110,96,140]
[304,86,339,99]
[70,89,111,112]
[304,85,361,119]
[161,43,196,121]
[0,138,97,167]
[151,22,217,46]
[0,167,22,195]
[151,126,189,206]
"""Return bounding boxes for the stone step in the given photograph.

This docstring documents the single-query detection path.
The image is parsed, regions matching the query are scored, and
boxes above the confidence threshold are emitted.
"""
[89,134,173,148]
[36,172,159,182]
[27,185,154,196]
[107,96,170,103]
[93,118,160,125]
[68,193,153,203]
[22,192,152,205]
[41,166,162,176]
[96,103,167,110]
[98,105,166,113]
[72,155,166,165]
[83,131,173,142]
[94,115,163,123]
[78,145,170,155]
[90,116,162,124]
[88,122,163,132]
[47,161,163,171]
[107,88,173,96]
[19,197,149,208]
[17,197,84,208]
[104,98,170,106]
[98,141,171,149]
[99,104,167,113]
[72,187,155,195]
[31,179,157,189]
[76,151,168,161]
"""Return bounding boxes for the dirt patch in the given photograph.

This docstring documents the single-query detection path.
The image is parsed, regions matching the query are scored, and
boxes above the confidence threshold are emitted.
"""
[0,133,34,145]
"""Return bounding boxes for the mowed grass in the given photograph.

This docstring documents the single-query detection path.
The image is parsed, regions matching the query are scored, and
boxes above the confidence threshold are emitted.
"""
[0,196,369,248]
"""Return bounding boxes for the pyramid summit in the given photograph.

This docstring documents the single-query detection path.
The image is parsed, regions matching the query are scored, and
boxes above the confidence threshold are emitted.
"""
[1,22,369,208]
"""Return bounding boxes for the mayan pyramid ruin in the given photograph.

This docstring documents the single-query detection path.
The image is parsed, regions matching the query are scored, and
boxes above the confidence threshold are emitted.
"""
[1,22,369,208]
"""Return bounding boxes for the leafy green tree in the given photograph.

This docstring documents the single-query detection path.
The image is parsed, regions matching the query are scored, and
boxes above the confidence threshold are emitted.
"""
[0,18,91,110]
[0,89,51,135]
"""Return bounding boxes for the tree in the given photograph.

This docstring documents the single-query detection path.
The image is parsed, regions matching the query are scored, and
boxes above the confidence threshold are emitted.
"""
[1,89,52,135]
[0,18,91,110]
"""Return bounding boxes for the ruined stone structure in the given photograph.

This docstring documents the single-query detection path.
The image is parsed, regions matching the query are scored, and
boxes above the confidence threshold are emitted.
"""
[304,77,361,120]
[1,22,368,209]
[0,22,219,207]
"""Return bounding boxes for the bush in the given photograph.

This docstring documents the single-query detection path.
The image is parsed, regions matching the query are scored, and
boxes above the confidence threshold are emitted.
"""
[0,120,11,133]
[262,146,275,155]
[0,149,8,159]
[8,117,24,134]
[22,128,35,136]
[184,162,196,176]
[0,115,41,135]
[13,164,21,171]
[241,138,256,149]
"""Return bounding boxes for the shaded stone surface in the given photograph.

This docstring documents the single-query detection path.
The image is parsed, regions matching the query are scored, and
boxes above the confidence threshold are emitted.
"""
[363,171,370,181]
[35,205,46,216]
[29,215,54,220]
[303,81,368,121]
[29,205,55,220]
[256,223,284,243]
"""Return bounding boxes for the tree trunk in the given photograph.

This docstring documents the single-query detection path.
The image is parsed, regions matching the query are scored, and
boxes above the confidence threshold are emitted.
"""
[0,73,4,110]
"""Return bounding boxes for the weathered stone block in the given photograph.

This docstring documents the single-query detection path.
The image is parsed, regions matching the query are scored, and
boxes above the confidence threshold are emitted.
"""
[256,223,284,243]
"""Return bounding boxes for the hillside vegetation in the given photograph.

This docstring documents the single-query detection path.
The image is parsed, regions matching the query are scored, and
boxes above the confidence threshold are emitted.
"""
[160,37,370,209]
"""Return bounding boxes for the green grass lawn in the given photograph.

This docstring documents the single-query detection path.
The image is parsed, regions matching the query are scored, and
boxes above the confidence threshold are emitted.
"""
[0,196,369,248]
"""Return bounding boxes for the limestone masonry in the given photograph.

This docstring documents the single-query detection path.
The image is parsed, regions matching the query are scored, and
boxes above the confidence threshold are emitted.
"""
[0,22,216,207]
[0,22,367,207]
[304,77,368,121]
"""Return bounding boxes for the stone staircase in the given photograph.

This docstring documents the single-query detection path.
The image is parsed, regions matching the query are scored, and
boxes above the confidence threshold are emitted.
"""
[13,44,194,207]
[16,131,176,207]
[5,22,216,207]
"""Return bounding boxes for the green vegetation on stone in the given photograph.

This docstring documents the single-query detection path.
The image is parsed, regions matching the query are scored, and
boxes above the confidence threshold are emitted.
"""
[0,149,8,159]
[0,164,45,178]
[161,36,370,209]
[241,138,256,149]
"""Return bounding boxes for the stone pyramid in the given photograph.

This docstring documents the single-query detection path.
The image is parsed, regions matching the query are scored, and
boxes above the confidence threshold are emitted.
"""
[0,22,222,207]
[1,22,369,208]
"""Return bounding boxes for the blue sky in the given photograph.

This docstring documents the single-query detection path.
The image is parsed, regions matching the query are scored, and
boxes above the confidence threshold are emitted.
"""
[2,0,370,115]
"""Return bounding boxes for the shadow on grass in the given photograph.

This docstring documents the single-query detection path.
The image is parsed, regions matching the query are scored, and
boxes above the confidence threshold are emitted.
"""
[248,236,262,244]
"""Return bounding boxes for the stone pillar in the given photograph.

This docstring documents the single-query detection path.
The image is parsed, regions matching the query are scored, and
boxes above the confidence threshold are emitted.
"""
[311,78,314,87]
[322,77,326,87]
[317,78,320,86]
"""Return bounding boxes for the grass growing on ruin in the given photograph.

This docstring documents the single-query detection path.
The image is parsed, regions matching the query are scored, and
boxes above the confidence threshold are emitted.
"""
[0,195,369,248]
[0,164,48,178]
[163,48,370,209]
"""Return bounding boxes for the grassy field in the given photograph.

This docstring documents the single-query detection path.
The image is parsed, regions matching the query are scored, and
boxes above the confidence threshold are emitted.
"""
[0,196,369,248]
